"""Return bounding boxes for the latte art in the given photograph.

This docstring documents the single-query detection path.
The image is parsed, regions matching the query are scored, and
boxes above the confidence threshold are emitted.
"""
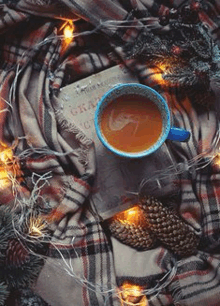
[108,109,140,135]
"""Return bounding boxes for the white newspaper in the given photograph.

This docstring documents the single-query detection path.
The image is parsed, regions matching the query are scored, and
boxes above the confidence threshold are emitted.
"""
[58,65,178,220]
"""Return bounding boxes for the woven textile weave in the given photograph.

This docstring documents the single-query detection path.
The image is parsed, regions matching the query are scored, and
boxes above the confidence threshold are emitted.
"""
[0,1,220,305]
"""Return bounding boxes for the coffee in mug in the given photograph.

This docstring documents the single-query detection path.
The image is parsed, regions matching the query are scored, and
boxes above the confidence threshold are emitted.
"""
[100,94,163,153]
[95,83,190,158]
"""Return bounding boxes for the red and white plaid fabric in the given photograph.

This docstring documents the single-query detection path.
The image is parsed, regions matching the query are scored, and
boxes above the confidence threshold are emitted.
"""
[0,0,220,305]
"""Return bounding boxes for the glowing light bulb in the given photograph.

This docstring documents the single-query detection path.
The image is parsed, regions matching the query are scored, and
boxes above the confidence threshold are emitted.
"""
[64,24,73,40]
[113,205,148,227]
[28,216,47,238]
[0,170,9,188]
[213,152,220,168]
[119,282,148,305]
[0,142,20,189]
[150,63,169,84]
[61,20,75,46]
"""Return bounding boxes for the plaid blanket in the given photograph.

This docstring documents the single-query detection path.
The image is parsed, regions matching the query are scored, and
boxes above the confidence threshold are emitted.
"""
[0,0,220,305]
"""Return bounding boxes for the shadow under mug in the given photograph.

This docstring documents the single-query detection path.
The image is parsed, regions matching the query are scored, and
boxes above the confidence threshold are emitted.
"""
[94,83,190,158]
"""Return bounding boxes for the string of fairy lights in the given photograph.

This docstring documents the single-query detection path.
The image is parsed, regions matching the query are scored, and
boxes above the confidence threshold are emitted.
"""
[0,17,219,306]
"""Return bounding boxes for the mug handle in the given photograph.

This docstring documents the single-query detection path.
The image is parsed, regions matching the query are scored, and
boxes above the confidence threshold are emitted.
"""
[167,127,190,142]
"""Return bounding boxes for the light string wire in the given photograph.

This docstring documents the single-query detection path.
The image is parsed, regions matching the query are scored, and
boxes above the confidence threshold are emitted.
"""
[139,127,220,195]
[8,15,167,108]
[10,175,117,306]
[7,167,177,305]
[1,16,220,305]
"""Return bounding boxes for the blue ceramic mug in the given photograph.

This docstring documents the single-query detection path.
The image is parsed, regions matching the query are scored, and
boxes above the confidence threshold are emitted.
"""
[94,83,190,158]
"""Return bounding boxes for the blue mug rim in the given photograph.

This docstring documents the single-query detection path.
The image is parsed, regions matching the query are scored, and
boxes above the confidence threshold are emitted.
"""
[94,83,171,158]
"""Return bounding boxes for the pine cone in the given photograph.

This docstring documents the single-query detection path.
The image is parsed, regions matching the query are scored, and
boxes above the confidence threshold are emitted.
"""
[0,282,9,306]
[108,206,156,250]
[139,196,199,257]
[5,239,30,267]
[16,288,49,306]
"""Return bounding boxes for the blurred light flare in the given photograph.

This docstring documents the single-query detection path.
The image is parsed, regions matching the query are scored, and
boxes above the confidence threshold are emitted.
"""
[119,282,148,305]
[0,142,20,188]
[113,205,148,227]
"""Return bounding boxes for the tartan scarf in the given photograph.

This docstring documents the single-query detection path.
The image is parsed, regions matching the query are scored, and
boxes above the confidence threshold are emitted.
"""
[0,0,220,305]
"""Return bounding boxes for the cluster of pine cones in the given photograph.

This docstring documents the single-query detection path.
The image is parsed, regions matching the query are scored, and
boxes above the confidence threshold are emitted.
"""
[0,206,47,306]
[108,196,199,257]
